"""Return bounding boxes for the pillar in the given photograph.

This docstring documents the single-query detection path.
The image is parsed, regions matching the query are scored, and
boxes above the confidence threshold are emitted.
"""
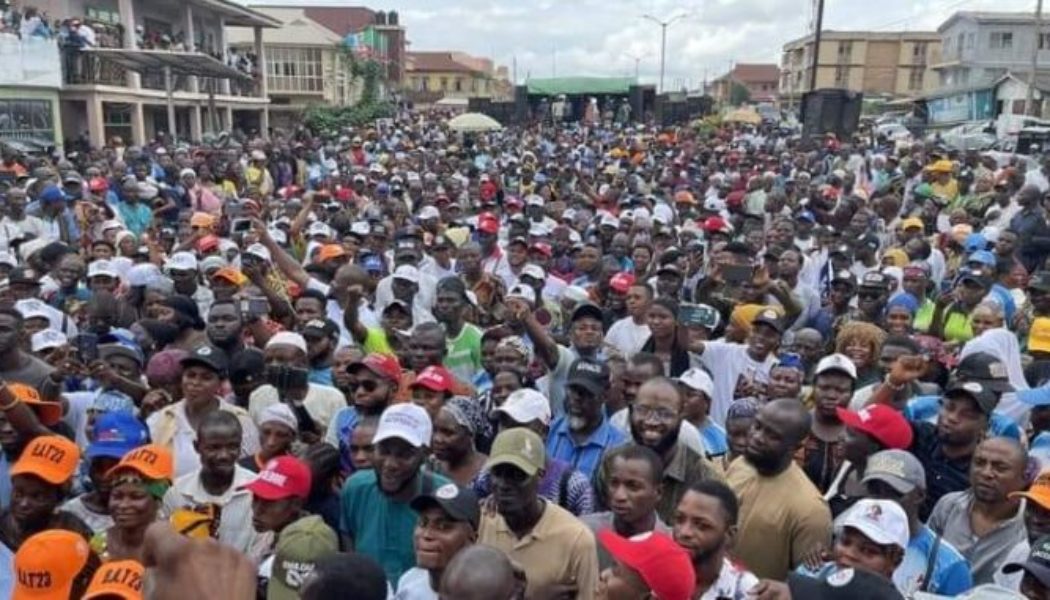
[130,102,145,145]
[219,17,231,96]
[224,106,233,132]
[86,97,104,149]
[117,0,140,89]
[183,4,198,93]
[190,105,202,141]
[254,26,269,138]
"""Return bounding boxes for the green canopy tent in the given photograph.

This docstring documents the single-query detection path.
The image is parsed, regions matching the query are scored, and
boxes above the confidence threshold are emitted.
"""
[525,77,634,96]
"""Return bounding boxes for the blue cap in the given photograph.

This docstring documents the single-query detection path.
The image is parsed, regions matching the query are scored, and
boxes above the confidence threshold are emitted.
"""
[362,254,384,272]
[39,184,67,204]
[968,250,997,268]
[86,412,148,460]
[964,233,988,253]
[799,210,816,223]
[376,182,390,195]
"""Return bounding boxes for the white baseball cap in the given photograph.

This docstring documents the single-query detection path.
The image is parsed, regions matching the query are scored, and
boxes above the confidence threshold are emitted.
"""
[678,368,714,399]
[307,221,333,239]
[350,221,371,236]
[0,252,16,269]
[374,403,433,448]
[268,229,288,246]
[245,243,272,263]
[87,259,118,279]
[506,283,536,306]
[526,194,545,207]
[837,498,909,552]
[816,353,858,380]
[164,251,198,273]
[520,264,545,281]
[418,205,441,221]
[31,329,67,353]
[495,389,552,426]
[16,299,50,322]
[393,265,420,284]
[266,331,307,355]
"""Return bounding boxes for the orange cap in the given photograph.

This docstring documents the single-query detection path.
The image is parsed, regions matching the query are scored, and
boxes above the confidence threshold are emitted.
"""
[318,244,347,262]
[13,529,91,600]
[210,267,248,287]
[1012,471,1050,509]
[107,444,174,481]
[190,212,216,229]
[83,559,144,600]
[11,435,80,485]
[8,383,62,426]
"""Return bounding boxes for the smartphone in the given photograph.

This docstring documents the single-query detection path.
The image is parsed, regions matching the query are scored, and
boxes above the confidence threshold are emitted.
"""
[226,202,243,218]
[231,218,252,233]
[73,333,99,363]
[723,264,754,284]
[240,296,269,318]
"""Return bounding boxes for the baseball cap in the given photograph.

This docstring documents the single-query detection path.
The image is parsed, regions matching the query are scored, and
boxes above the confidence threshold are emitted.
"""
[1011,471,1050,509]
[11,435,79,485]
[13,529,91,600]
[86,412,149,460]
[945,379,1000,415]
[862,449,927,494]
[752,307,784,334]
[180,344,229,377]
[836,498,909,551]
[210,267,248,287]
[495,389,552,426]
[317,244,346,262]
[786,568,904,600]
[106,444,174,481]
[1029,271,1050,293]
[678,367,715,399]
[301,319,338,341]
[393,265,420,284]
[267,516,338,600]
[100,342,145,368]
[163,251,198,273]
[506,283,537,307]
[477,213,500,234]
[570,302,604,325]
[598,531,696,600]
[82,559,143,600]
[30,330,67,353]
[87,259,118,279]
[373,403,432,448]
[145,348,188,385]
[831,269,857,287]
[244,243,272,263]
[815,353,858,380]
[486,427,546,477]
[1002,535,1050,589]
[411,365,454,393]
[243,456,312,501]
[348,353,402,383]
[859,271,890,290]
[836,405,913,450]
[520,264,546,281]
[954,352,1014,393]
[958,267,993,288]
[609,272,636,294]
[968,250,997,268]
[566,358,610,396]
[411,482,481,531]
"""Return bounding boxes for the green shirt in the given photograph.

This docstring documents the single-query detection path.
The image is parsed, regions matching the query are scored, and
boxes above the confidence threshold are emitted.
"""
[913,298,936,333]
[444,323,483,384]
[339,468,450,583]
[363,327,395,355]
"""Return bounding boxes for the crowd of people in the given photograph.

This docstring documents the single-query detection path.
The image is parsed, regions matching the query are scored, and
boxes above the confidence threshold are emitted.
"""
[3,105,1050,600]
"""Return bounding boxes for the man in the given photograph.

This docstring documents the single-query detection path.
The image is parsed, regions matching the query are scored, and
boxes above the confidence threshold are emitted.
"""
[605,282,652,358]
[249,332,345,444]
[163,411,256,553]
[205,300,249,360]
[726,398,832,579]
[243,455,326,570]
[610,354,706,456]
[928,437,1028,585]
[340,403,449,583]
[597,378,722,523]
[582,445,669,570]
[999,472,1050,589]
[695,308,781,424]
[301,318,339,387]
[547,358,627,479]
[596,529,696,600]
[849,334,928,411]
[796,498,909,586]
[862,449,973,596]
[1009,184,1050,273]
[1001,536,1050,600]
[0,308,61,401]
[326,353,402,474]
[264,513,339,600]
[165,251,214,320]
[433,277,483,385]
[777,249,821,331]
[673,480,759,599]
[478,427,599,599]
[438,544,521,600]
[798,354,858,493]
[396,482,479,599]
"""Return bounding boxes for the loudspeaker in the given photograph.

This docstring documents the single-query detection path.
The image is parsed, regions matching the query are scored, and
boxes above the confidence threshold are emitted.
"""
[802,88,863,140]
[513,85,529,124]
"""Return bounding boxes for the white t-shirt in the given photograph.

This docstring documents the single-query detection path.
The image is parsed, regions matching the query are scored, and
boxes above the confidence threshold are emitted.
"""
[395,567,438,600]
[604,316,650,359]
[248,383,345,433]
[699,341,775,426]
[146,401,259,479]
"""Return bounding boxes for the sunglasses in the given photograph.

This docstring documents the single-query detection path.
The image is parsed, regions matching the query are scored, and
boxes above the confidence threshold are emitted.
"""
[858,291,882,300]
[348,379,381,393]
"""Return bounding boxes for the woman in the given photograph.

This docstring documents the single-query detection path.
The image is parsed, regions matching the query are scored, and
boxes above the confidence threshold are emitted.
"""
[431,397,489,487]
[410,365,456,424]
[961,327,1030,423]
[478,368,529,454]
[835,321,885,388]
[640,298,697,377]
[767,354,806,402]
[970,300,1005,338]
[92,444,173,562]
[631,243,654,281]
[884,293,920,336]
[930,270,994,344]
[153,295,208,350]
[238,403,297,473]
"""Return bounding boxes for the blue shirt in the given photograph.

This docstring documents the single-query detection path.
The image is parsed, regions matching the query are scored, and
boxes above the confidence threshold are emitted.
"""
[0,541,11,599]
[328,406,359,474]
[546,415,627,479]
[308,366,334,387]
[904,395,1021,440]
[0,453,10,510]
[698,420,729,457]
[895,525,973,596]
[117,201,152,236]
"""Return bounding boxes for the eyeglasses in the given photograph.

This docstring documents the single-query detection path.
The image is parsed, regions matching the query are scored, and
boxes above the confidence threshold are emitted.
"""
[348,379,381,393]
[632,404,678,422]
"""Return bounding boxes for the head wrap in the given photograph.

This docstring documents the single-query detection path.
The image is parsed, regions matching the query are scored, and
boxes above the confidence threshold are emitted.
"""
[726,399,759,421]
[442,396,486,438]
[887,292,920,316]
[496,336,533,365]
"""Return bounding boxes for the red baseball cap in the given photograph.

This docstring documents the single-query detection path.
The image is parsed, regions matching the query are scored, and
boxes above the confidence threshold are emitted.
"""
[726,190,746,208]
[609,272,636,294]
[529,242,552,258]
[702,216,731,234]
[836,404,913,450]
[88,177,109,193]
[410,365,454,393]
[197,234,220,253]
[477,212,500,234]
[598,530,696,600]
[242,456,312,500]
[349,353,402,383]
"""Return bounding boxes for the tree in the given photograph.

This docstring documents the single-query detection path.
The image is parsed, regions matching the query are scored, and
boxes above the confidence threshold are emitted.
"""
[303,44,393,132]
[729,82,751,106]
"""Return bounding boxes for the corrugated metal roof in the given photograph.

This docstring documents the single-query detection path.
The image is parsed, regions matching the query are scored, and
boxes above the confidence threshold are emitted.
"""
[227,7,343,46]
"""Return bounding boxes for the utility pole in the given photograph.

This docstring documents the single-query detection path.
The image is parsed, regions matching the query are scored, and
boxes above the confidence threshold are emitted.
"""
[624,52,648,81]
[1028,0,1045,115]
[809,0,826,94]
[643,13,687,93]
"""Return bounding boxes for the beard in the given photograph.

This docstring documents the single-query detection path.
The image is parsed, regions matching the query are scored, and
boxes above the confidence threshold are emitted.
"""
[630,419,679,456]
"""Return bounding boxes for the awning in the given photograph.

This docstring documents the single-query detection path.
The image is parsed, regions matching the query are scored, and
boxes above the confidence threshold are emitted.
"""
[82,48,251,81]
[526,77,634,96]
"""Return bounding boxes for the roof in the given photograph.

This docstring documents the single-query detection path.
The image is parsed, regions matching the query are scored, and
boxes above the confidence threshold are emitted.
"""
[226,7,343,46]
[199,0,280,28]
[997,71,1050,93]
[782,30,940,49]
[84,48,251,80]
[940,11,1043,32]
[525,77,635,96]
[718,63,779,84]
[406,52,479,74]
[245,4,380,36]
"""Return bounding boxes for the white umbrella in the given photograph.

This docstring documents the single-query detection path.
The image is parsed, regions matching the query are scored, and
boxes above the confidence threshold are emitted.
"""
[448,112,503,133]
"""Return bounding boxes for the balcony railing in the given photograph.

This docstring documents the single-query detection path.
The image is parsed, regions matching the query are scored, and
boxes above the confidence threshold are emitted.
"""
[62,48,128,86]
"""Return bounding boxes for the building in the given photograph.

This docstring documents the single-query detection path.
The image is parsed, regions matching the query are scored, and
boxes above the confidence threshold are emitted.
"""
[933,11,1050,90]
[36,0,280,147]
[404,51,511,107]
[780,31,942,102]
[709,63,779,105]
[227,7,362,132]
[0,35,64,149]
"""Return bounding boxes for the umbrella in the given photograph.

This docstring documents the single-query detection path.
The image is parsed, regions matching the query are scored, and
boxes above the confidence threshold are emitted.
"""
[448,112,503,133]
[723,108,762,125]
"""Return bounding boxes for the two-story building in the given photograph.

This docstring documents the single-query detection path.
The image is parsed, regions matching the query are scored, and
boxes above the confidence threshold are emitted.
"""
[404,51,510,108]
[709,63,780,106]
[0,34,64,150]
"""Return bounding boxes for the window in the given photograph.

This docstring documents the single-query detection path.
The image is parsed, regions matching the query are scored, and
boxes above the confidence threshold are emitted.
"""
[266,46,323,93]
[908,68,924,91]
[454,78,463,92]
[1039,33,1050,49]
[912,42,928,63]
[86,7,120,24]
[957,33,965,56]
[990,32,1013,50]
[834,65,848,86]
[967,33,975,48]
[440,77,448,91]
[837,41,852,62]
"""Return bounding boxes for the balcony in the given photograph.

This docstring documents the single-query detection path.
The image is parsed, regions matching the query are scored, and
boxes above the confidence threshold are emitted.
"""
[0,35,62,89]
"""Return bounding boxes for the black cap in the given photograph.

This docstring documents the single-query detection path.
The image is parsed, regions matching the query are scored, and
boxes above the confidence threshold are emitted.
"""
[566,358,610,396]
[302,318,339,340]
[723,241,751,256]
[859,233,880,251]
[829,244,853,258]
[945,379,999,415]
[831,269,857,287]
[1003,535,1050,588]
[858,271,891,290]
[570,302,604,325]
[8,266,40,286]
[752,307,785,334]
[229,349,265,385]
[1029,271,1050,293]
[954,352,1014,393]
[787,569,903,600]
[958,267,993,289]
[410,482,480,531]
[180,344,230,377]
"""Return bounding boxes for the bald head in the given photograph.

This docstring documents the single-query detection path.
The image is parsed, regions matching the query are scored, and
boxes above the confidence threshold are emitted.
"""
[440,545,518,600]
[765,398,811,446]
[977,436,1027,471]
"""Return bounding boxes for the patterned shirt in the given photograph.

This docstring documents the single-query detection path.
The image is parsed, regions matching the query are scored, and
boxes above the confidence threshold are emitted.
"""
[473,458,595,516]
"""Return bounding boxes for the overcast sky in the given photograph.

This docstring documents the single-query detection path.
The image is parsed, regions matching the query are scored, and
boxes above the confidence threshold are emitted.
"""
[243,0,1045,88]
